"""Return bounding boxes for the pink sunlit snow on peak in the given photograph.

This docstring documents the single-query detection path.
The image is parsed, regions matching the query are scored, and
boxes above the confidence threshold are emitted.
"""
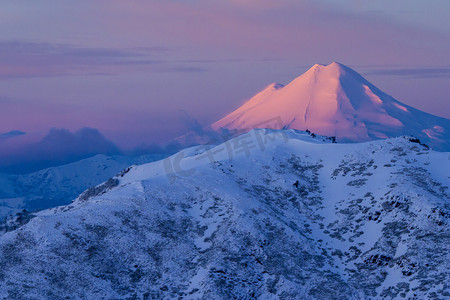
[212,62,450,150]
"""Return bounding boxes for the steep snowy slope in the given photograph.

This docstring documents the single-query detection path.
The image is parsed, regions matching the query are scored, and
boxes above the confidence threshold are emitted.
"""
[212,62,450,151]
[0,154,164,219]
[0,130,448,299]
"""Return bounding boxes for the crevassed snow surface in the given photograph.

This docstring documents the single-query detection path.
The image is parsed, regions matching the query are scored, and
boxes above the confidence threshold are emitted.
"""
[0,130,448,299]
[212,62,450,151]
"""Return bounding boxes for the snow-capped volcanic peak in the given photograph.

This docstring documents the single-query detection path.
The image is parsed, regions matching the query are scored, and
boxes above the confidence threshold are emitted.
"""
[212,62,450,150]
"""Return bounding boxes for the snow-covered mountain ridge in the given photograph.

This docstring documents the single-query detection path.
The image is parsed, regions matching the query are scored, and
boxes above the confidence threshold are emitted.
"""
[0,130,448,299]
[0,153,164,219]
[212,62,450,151]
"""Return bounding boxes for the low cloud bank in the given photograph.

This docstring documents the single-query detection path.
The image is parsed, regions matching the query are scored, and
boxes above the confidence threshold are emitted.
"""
[0,112,228,174]
[0,128,120,174]
[0,127,189,174]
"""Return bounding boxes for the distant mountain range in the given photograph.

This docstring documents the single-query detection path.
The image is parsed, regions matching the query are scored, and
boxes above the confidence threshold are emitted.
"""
[0,154,164,219]
[2,62,449,221]
[0,63,448,299]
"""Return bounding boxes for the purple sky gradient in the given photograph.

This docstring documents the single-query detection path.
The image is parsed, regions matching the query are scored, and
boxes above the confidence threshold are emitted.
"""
[0,0,449,149]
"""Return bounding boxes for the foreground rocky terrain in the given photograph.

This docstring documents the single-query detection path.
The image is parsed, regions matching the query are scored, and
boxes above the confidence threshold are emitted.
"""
[0,130,448,299]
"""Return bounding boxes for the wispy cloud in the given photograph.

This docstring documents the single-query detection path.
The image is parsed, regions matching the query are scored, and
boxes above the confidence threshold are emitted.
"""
[364,67,450,79]
[97,0,449,67]
[0,40,206,78]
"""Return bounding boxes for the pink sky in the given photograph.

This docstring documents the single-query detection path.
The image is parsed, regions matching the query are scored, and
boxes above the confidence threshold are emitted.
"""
[0,0,449,148]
